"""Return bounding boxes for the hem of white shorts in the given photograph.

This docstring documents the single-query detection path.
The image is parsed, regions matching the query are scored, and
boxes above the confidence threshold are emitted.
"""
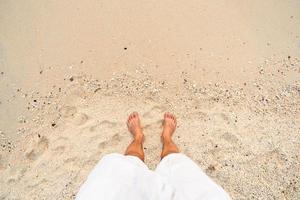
[161,152,186,161]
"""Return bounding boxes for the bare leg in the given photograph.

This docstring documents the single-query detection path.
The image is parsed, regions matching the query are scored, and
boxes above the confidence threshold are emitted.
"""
[161,112,179,159]
[125,112,145,161]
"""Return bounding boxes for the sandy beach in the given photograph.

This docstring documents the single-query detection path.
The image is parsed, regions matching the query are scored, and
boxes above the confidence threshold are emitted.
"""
[1,0,300,199]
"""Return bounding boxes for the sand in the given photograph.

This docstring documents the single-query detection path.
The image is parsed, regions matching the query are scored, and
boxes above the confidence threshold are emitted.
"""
[1,0,300,200]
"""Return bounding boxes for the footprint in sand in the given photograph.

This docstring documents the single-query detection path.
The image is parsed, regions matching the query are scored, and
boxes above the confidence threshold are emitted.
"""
[142,106,165,130]
[142,106,165,119]
[64,156,77,164]
[143,120,163,130]
[60,106,77,118]
[221,132,240,145]
[72,113,89,126]
[7,167,27,184]
[248,149,285,172]
[25,137,49,161]
[52,146,66,154]
[50,136,70,155]
[60,106,89,126]
[98,133,121,149]
[186,110,209,119]
[218,113,230,121]
[89,120,117,132]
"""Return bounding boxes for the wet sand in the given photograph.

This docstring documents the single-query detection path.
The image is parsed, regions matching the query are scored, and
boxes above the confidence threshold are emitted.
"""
[0,0,300,199]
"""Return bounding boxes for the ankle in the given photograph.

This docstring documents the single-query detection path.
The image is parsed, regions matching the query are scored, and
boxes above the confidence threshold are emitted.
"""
[161,144,179,159]
[134,133,144,142]
[161,135,173,144]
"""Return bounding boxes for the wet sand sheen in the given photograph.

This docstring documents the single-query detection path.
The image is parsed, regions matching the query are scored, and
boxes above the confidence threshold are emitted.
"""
[0,0,300,199]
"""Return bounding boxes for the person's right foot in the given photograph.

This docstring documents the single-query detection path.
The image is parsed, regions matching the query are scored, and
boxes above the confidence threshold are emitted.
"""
[162,112,177,142]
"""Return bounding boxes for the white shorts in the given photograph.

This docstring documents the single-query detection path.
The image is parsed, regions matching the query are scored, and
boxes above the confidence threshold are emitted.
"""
[75,153,231,200]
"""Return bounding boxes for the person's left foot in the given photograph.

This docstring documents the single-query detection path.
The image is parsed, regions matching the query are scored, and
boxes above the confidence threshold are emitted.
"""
[127,112,143,140]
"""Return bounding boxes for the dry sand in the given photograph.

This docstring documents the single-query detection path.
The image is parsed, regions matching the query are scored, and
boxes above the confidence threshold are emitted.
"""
[0,0,300,200]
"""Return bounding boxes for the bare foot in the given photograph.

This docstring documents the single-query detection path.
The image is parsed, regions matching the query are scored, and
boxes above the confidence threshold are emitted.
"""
[125,112,145,161]
[127,112,143,140]
[162,112,177,142]
[161,112,179,158]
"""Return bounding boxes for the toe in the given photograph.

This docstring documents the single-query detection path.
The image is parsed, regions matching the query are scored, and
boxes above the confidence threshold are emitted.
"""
[128,113,134,122]
[166,112,171,118]
[127,116,131,124]
[170,115,175,123]
[133,111,138,116]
